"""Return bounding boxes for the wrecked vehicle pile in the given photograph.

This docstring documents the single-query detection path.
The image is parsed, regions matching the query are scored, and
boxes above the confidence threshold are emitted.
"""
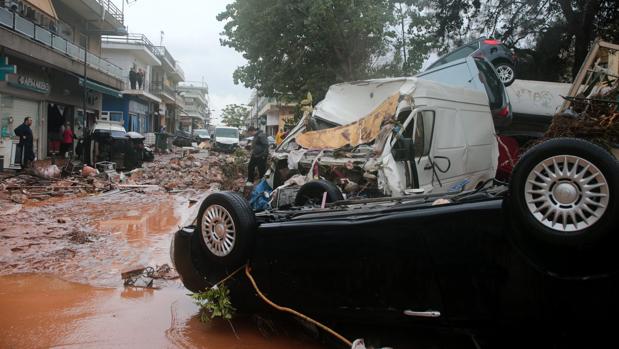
[173,134,618,346]
[265,76,499,208]
[172,51,619,346]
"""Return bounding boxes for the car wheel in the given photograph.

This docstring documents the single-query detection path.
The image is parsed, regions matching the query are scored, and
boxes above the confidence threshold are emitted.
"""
[294,180,344,206]
[511,138,617,245]
[197,192,257,268]
[508,138,618,275]
[494,62,516,86]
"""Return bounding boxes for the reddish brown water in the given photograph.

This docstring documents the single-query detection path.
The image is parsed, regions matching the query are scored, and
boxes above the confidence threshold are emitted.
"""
[0,274,324,348]
[0,192,325,348]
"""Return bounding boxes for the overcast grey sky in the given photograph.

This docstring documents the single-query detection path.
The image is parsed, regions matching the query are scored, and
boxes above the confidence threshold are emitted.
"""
[122,0,250,124]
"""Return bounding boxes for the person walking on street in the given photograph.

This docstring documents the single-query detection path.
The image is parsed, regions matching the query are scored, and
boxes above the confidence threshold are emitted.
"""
[14,117,35,169]
[246,126,269,185]
[60,122,75,157]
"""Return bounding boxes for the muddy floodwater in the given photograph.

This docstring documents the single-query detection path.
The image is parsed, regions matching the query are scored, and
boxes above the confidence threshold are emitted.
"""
[0,191,325,349]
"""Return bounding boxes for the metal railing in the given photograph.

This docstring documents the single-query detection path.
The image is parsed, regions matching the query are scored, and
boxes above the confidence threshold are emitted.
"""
[101,33,157,56]
[0,7,124,80]
[95,0,124,24]
[123,77,150,91]
[150,80,176,98]
[0,7,125,80]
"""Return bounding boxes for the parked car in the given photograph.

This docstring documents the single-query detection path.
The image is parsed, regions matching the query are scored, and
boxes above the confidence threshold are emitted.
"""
[172,137,617,347]
[172,130,194,147]
[213,126,240,152]
[426,38,518,86]
[417,56,512,131]
[192,128,211,143]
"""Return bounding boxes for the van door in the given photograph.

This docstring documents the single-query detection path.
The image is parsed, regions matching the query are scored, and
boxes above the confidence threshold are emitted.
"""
[395,110,437,193]
[412,111,437,192]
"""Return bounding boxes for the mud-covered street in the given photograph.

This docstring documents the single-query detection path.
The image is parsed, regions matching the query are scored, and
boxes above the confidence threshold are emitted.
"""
[0,150,325,349]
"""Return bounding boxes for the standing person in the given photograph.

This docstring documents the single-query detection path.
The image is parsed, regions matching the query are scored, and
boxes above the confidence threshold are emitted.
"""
[137,68,144,90]
[14,117,35,169]
[129,67,137,90]
[246,126,269,186]
[275,128,284,145]
[60,122,74,157]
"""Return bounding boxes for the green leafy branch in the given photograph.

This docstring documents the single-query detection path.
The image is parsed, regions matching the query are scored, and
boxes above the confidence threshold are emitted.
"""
[190,284,236,323]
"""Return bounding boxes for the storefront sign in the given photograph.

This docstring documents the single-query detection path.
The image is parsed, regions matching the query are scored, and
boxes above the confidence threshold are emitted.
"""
[10,75,51,94]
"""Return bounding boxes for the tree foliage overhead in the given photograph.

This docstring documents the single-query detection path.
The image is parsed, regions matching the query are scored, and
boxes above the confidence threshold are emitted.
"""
[218,0,398,101]
[220,104,249,128]
[416,0,619,79]
[218,0,618,101]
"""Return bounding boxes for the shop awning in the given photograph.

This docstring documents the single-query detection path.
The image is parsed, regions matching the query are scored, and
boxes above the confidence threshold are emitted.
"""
[26,0,58,20]
[79,78,122,98]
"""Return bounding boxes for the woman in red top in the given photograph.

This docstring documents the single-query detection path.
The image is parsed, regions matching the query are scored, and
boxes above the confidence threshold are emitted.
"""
[60,122,74,156]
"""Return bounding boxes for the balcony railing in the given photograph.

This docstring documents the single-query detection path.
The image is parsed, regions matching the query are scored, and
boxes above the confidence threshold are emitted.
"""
[95,0,124,24]
[150,81,176,98]
[0,7,124,80]
[101,33,157,56]
[153,46,175,66]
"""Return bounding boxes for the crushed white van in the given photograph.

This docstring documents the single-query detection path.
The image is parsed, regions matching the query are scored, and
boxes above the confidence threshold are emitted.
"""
[265,76,499,206]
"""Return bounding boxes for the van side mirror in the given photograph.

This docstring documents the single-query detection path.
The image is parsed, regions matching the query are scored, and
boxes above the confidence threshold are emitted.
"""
[392,138,415,162]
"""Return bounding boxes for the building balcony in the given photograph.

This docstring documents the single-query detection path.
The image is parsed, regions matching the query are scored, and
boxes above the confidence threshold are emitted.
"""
[101,34,161,66]
[152,46,184,81]
[150,80,176,104]
[0,6,123,88]
[52,0,126,35]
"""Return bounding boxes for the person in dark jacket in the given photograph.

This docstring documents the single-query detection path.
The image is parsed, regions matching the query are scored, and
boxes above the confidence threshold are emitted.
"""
[246,126,269,185]
[129,67,137,90]
[14,117,35,169]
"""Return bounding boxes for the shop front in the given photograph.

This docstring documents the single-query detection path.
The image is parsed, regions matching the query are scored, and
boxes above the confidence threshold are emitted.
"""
[0,55,47,169]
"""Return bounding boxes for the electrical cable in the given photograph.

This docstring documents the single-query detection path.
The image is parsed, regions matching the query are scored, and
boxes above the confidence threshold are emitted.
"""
[244,264,353,348]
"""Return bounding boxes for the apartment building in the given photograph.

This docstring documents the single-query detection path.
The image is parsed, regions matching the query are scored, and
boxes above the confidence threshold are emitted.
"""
[0,0,126,168]
[100,33,163,134]
[177,83,209,132]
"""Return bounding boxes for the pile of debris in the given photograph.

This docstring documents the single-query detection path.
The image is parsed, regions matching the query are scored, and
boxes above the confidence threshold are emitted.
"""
[129,149,248,192]
[0,164,112,204]
[545,39,619,150]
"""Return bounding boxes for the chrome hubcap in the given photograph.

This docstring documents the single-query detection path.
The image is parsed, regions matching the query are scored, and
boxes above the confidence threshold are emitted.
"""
[201,204,236,256]
[496,65,514,83]
[525,155,609,232]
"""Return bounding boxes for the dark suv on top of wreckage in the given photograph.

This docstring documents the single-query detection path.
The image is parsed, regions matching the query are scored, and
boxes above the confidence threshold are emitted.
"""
[426,37,518,86]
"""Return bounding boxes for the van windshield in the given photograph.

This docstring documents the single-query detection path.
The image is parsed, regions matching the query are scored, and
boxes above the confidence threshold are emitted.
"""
[474,58,504,110]
[215,128,238,138]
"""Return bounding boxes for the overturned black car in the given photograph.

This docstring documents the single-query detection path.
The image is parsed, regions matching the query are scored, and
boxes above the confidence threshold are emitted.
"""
[77,122,153,171]
[172,138,618,346]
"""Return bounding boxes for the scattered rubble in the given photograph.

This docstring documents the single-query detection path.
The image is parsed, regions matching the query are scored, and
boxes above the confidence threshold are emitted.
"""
[0,145,250,206]
[545,39,619,150]
[131,148,248,192]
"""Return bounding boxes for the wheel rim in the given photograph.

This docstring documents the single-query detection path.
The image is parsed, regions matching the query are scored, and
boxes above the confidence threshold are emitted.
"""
[524,155,609,232]
[496,65,514,83]
[201,204,236,256]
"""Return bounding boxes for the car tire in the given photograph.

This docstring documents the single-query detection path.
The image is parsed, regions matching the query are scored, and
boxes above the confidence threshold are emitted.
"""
[196,192,257,268]
[508,138,618,275]
[494,61,516,86]
[294,180,344,206]
[510,138,617,246]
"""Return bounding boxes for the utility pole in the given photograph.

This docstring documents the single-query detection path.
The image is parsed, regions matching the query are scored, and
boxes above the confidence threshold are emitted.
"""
[399,3,407,72]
